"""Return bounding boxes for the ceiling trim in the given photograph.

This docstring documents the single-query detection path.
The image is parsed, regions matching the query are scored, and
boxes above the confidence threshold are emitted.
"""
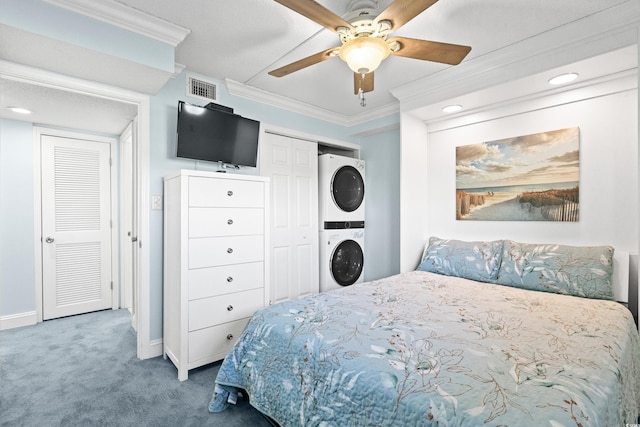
[43,0,190,46]
[425,68,638,133]
[173,63,186,78]
[225,78,399,127]
[391,0,640,112]
[0,59,140,104]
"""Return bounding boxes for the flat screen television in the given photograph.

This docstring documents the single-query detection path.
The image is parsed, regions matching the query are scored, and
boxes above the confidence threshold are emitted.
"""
[176,101,260,167]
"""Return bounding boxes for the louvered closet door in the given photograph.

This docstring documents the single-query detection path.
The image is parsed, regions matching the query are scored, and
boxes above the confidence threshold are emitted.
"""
[41,135,112,320]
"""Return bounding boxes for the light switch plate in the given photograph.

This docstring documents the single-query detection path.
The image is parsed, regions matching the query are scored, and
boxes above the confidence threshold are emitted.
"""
[152,195,162,210]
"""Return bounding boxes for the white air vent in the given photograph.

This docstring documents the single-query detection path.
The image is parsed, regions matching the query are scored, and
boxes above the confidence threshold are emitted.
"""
[187,75,217,101]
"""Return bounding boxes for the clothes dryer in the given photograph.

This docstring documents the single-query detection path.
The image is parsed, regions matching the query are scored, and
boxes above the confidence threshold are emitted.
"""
[318,154,365,227]
[319,228,365,292]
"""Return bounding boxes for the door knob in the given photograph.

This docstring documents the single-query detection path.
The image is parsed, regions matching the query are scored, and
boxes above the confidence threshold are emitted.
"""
[45,237,54,243]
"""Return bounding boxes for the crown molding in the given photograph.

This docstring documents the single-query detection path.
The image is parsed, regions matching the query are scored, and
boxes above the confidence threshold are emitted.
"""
[424,68,638,133]
[225,78,399,127]
[391,0,640,112]
[0,59,148,102]
[43,0,190,46]
[172,63,186,78]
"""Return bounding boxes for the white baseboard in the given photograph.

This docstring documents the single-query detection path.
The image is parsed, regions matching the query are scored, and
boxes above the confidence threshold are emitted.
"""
[0,311,37,331]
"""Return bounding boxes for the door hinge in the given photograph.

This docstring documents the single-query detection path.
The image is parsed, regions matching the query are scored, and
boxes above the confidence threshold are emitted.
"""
[109,158,112,166]
[110,281,113,290]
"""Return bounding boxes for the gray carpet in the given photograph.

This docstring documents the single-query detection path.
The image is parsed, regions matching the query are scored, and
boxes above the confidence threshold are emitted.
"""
[0,309,273,427]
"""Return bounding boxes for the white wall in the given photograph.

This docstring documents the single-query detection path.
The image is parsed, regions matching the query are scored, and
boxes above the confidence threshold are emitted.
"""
[394,76,638,305]
[399,113,430,272]
[423,84,638,264]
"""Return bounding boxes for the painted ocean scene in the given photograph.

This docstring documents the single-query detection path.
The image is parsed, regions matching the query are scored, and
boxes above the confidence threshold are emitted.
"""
[456,128,580,221]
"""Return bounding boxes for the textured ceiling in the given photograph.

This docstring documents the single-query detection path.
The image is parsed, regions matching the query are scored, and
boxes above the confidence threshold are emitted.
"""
[0,0,637,134]
[116,0,634,117]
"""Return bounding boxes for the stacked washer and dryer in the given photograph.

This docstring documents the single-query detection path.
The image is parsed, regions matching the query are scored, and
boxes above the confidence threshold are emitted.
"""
[318,154,366,292]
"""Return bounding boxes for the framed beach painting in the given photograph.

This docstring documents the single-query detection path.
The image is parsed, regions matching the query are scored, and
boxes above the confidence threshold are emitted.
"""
[455,127,579,221]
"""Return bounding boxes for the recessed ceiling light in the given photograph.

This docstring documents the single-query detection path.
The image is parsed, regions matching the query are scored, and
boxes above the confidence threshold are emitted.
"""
[6,106,32,115]
[548,73,578,85]
[442,104,462,113]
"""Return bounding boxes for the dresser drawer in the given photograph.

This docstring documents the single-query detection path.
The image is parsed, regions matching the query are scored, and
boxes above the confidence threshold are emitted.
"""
[188,318,250,364]
[189,176,264,208]
[188,262,264,300]
[189,235,264,269]
[189,288,264,331]
[189,207,264,238]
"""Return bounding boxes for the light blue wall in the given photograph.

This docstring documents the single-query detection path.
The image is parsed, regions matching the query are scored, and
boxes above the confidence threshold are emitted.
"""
[0,0,175,73]
[0,76,402,346]
[0,119,36,315]
[0,1,403,340]
[147,71,400,338]
[358,125,401,280]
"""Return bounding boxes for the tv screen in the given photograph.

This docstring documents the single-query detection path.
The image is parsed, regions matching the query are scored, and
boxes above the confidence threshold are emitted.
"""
[176,101,260,167]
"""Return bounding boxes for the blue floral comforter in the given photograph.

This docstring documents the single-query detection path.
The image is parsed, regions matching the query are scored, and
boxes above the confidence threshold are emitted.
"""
[210,271,640,426]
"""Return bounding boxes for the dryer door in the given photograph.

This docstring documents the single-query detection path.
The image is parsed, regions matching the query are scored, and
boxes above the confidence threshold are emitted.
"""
[331,166,364,213]
[330,239,364,286]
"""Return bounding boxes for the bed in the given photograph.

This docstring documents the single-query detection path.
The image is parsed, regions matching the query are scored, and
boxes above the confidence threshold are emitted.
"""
[209,238,640,426]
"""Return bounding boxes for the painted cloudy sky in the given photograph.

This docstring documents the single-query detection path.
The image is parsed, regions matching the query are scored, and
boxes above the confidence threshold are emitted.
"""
[456,127,580,189]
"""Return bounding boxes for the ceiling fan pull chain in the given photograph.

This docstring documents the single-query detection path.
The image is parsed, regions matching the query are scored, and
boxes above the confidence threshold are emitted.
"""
[358,87,366,107]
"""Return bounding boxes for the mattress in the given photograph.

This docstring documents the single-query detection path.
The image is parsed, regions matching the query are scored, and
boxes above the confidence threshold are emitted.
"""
[211,270,640,426]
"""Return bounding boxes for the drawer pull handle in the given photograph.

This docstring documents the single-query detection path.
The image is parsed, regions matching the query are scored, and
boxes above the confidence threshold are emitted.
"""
[227,305,234,311]
[227,219,233,225]
[227,190,233,196]
[227,276,233,283]
[227,248,233,254]
[226,334,234,340]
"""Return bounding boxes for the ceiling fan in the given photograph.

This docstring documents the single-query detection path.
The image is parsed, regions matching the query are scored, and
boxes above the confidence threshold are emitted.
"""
[268,0,472,105]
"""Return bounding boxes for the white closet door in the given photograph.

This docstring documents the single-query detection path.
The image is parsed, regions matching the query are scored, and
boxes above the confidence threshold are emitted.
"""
[41,135,113,320]
[261,132,318,304]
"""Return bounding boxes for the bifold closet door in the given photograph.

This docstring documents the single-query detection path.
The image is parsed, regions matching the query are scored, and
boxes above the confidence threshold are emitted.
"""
[260,132,319,304]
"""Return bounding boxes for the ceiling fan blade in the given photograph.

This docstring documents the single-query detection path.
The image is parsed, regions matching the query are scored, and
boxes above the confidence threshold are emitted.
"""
[374,0,439,31]
[269,47,339,77]
[354,72,374,94]
[388,37,471,65]
[274,0,354,33]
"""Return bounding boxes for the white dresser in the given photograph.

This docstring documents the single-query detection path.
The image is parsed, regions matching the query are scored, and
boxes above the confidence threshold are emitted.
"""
[163,170,270,381]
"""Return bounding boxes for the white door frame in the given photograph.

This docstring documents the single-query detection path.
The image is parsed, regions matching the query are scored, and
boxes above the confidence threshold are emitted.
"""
[119,122,134,314]
[0,59,155,360]
[36,129,118,316]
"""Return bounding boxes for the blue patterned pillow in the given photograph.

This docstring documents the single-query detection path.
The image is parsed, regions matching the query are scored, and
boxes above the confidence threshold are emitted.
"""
[417,237,504,283]
[496,240,614,300]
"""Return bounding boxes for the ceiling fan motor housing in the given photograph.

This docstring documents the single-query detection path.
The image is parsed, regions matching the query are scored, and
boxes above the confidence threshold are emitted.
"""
[269,0,472,99]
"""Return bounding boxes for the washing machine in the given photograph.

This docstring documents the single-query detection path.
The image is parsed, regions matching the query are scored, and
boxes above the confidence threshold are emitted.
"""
[318,154,365,227]
[319,228,365,292]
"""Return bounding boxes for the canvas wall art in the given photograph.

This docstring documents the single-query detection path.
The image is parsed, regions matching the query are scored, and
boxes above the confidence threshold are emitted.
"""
[456,127,580,221]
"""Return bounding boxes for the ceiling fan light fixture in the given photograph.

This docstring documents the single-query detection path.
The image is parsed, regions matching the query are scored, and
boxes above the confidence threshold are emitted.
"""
[339,37,390,74]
